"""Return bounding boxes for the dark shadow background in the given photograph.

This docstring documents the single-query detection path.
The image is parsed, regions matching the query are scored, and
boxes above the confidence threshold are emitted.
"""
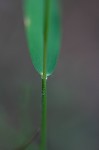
[0,0,99,149]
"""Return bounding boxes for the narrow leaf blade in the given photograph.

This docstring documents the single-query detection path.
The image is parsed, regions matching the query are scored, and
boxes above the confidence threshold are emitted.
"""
[23,0,61,76]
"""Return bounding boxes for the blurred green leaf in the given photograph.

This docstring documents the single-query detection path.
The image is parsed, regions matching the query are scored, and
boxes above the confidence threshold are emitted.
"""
[0,107,20,149]
[0,84,38,149]
[17,84,37,149]
[23,0,61,76]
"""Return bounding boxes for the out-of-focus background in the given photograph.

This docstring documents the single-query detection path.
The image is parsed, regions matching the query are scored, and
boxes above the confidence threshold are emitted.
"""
[0,0,99,149]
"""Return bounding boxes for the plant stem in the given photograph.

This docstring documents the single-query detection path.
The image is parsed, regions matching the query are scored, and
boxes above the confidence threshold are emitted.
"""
[40,0,50,150]
[40,78,47,150]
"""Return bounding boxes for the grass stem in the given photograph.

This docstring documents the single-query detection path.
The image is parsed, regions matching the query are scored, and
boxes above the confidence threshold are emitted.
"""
[40,78,47,150]
[40,0,50,150]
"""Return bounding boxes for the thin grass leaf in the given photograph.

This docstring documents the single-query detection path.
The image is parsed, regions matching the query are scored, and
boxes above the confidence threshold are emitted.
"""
[23,0,61,76]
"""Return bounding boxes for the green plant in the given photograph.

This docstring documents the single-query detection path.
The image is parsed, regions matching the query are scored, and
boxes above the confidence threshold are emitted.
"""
[23,0,61,150]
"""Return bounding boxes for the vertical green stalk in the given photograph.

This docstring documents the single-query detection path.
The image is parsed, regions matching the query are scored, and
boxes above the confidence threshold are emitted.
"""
[40,78,47,150]
[40,0,50,150]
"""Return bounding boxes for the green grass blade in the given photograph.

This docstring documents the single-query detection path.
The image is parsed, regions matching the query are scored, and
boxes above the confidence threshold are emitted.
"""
[23,0,61,76]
